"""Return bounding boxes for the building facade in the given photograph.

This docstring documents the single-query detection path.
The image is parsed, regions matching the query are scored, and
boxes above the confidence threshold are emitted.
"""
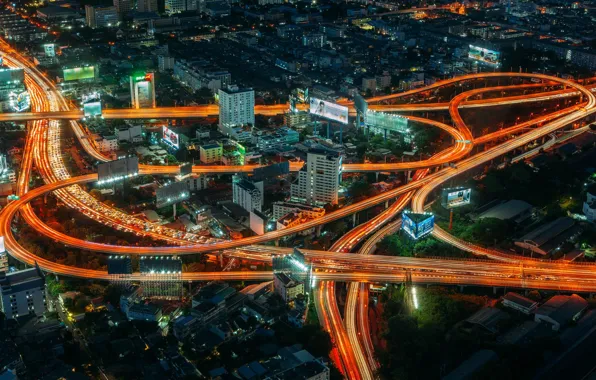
[291,149,342,205]
[0,268,46,319]
[218,86,255,131]
[232,177,264,213]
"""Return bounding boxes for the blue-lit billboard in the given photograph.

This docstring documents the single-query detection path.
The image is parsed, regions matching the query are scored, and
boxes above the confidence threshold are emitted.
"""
[402,211,435,240]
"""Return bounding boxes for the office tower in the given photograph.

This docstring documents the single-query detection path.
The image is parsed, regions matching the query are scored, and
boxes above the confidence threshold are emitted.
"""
[291,149,342,205]
[232,175,264,213]
[0,268,46,319]
[85,5,118,28]
[218,85,255,128]
[138,0,158,12]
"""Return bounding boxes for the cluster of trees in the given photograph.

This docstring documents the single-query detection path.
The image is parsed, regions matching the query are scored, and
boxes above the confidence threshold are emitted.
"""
[377,234,471,258]
[377,286,487,380]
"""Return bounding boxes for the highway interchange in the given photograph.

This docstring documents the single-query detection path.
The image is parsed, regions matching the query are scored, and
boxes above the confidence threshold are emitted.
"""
[1,39,596,378]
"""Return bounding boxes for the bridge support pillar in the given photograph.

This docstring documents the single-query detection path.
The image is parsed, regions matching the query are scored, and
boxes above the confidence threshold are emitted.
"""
[375,172,379,182]
[459,285,465,292]
[385,200,389,209]
[352,213,358,226]
[274,239,280,247]
[316,225,322,237]
[384,129,387,141]
[493,287,499,295]
[219,253,224,268]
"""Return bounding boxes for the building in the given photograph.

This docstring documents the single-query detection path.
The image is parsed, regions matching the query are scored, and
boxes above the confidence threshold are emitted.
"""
[284,111,311,129]
[191,282,246,324]
[0,267,46,320]
[173,315,199,340]
[291,149,342,205]
[117,125,143,143]
[443,350,498,380]
[130,72,156,109]
[476,199,533,224]
[173,60,231,93]
[218,85,255,131]
[515,217,582,256]
[273,272,304,302]
[184,175,209,191]
[138,0,158,13]
[232,176,264,213]
[127,302,163,321]
[534,294,588,331]
[97,135,118,152]
[199,143,223,163]
[302,33,326,48]
[254,127,300,151]
[583,187,596,222]
[113,0,133,18]
[361,77,376,92]
[502,292,538,315]
[158,55,175,72]
[85,5,118,28]
[272,202,325,221]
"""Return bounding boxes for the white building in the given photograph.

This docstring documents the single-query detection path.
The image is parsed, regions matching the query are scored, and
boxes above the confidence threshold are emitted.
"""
[0,268,47,319]
[583,189,596,222]
[85,5,118,28]
[232,176,263,213]
[291,149,342,205]
[199,143,222,163]
[273,272,304,302]
[218,85,255,133]
[98,135,118,152]
[117,125,143,143]
[184,175,209,191]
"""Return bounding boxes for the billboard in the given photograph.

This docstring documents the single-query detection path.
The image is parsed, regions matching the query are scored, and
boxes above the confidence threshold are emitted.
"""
[63,66,96,81]
[296,88,309,103]
[140,256,182,274]
[468,45,500,66]
[162,126,179,149]
[354,93,368,115]
[441,187,471,209]
[107,255,132,275]
[130,72,155,109]
[309,97,349,124]
[43,43,55,57]
[365,110,408,134]
[156,181,189,208]
[402,211,435,240]
[9,91,30,112]
[82,92,102,117]
[97,156,139,185]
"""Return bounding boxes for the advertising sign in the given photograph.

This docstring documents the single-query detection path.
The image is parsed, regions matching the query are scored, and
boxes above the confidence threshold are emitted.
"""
[365,110,408,134]
[402,211,435,240]
[162,126,180,149]
[82,92,102,117]
[43,43,55,57]
[309,97,349,124]
[156,181,189,209]
[97,157,139,185]
[63,66,96,81]
[441,187,472,209]
[9,91,30,112]
[468,45,500,66]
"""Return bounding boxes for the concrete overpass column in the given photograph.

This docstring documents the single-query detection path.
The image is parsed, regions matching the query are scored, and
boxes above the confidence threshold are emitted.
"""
[384,129,388,142]
[375,172,379,182]
[219,253,224,268]
[459,285,465,292]
[315,225,322,237]
[274,239,280,247]
[385,200,389,209]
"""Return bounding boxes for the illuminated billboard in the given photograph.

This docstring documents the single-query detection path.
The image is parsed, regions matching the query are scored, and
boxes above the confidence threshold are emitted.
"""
[82,92,102,117]
[402,211,435,240]
[63,66,96,81]
[130,72,156,109]
[468,45,500,66]
[43,43,55,57]
[365,110,408,134]
[441,187,471,209]
[156,181,189,208]
[162,126,179,149]
[9,91,30,112]
[309,97,349,124]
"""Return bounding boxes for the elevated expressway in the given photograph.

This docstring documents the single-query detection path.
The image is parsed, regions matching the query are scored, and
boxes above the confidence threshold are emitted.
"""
[1,40,596,378]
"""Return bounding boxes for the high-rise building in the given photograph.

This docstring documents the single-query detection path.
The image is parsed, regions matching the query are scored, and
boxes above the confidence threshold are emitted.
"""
[165,0,187,13]
[232,176,263,213]
[130,72,156,109]
[138,0,158,12]
[218,85,255,129]
[85,5,118,28]
[0,267,46,319]
[291,149,342,205]
[113,0,133,17]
